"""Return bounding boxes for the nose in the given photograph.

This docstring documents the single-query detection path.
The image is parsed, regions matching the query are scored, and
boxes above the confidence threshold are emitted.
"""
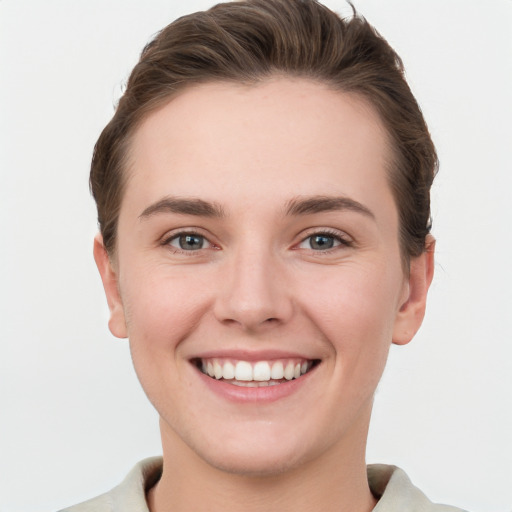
[213,247,294,331]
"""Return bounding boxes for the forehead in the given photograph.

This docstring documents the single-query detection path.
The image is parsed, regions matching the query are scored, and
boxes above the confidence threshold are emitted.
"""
[125,78,394,216]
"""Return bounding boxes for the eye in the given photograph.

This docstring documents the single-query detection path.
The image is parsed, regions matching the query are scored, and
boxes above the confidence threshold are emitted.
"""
[297,231,351,251]
[167,233,210,251]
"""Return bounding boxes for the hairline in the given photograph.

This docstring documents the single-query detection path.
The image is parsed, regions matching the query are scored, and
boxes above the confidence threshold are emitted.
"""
[107,75,418,270]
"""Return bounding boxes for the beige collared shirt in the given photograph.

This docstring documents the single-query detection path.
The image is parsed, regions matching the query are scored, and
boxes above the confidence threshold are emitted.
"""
[59,457,467,512]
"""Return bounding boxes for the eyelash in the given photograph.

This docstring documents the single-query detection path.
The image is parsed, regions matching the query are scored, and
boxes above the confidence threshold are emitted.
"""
[161,228,353,256]
[162,230,215,255]
[296,228,353,253]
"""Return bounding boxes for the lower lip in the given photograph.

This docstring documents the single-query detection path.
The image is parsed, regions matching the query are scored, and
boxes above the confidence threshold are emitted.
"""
[195,366,317,403]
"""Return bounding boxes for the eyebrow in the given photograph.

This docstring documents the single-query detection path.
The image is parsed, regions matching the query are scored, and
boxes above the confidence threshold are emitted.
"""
[139,194,374,221]
[139,196,225,220]
[284,195,375,219]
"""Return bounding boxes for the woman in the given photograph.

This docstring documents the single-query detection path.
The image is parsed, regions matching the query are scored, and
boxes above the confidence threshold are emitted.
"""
[62,0,464,510]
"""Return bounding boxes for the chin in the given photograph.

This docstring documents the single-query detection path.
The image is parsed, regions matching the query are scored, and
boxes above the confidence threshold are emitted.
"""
[178,420,331,478]
[198,444,310,477]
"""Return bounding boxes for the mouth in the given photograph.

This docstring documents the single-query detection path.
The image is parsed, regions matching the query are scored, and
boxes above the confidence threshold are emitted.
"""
[192,357,320,387]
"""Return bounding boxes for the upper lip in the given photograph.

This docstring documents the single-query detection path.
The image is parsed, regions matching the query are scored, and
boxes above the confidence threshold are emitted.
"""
[189,349,318,362]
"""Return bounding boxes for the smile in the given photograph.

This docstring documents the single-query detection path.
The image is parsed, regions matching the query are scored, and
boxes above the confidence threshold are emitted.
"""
[195,358,318,387]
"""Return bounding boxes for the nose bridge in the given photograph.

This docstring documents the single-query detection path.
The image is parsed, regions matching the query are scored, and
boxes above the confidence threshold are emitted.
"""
[214,240,292,329]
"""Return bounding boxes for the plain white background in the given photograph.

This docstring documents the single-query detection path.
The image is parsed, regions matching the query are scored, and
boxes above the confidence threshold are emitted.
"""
[1,1,511,511]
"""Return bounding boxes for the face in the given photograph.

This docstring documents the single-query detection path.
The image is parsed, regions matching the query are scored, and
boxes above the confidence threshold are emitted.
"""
[95,78,433,476]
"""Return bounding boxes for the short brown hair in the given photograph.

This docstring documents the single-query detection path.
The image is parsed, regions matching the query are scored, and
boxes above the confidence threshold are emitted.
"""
[91,0,437,260]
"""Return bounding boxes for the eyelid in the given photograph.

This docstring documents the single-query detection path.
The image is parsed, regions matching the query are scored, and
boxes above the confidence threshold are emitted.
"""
[160,227,219,253]
[294,227,354,251]
[158,226,352,254]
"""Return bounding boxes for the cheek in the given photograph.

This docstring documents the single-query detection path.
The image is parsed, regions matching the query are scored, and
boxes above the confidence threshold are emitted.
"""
[301,263,402,336]
[120,268,209,412]
[121,266,209,353]
[296,263,403,384]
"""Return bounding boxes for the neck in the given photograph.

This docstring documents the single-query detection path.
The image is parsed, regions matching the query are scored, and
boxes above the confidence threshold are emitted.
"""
[148,414,377,512]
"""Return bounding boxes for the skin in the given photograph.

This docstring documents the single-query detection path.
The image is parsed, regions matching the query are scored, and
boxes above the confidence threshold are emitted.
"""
[94,78,434,512]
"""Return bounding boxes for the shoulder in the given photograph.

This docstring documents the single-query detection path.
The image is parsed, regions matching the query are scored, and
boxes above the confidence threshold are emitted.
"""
[59,492,113,512]
[368,464,468,512]
[58,457,163,512]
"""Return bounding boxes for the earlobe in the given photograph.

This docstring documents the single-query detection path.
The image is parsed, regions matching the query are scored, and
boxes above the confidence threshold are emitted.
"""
[93,233,128,339]
[392,236,435,345]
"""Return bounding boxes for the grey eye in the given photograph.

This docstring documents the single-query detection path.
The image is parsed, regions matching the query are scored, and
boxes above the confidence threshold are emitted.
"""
[170,234,206,251]
[297,232,347,251]
[308,234,336,250]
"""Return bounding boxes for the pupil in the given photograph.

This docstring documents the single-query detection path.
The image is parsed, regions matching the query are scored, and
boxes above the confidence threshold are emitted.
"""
[311,235,334,250]
[180,234,203,250]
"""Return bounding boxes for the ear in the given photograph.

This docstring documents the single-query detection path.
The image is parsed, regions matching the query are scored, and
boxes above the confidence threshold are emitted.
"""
[93,233,128,339]
[392,236,435,345]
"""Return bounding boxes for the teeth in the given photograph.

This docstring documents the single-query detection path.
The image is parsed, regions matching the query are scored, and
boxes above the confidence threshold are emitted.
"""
[213,361,223,379]
[199,358,314,385]
[253,361,271,381]
[284,362,295,380]
[232,379,280,387]
[271,361,284,380]
[223,361,235,380]
[231,380,259,387]
[235,361,253,381]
